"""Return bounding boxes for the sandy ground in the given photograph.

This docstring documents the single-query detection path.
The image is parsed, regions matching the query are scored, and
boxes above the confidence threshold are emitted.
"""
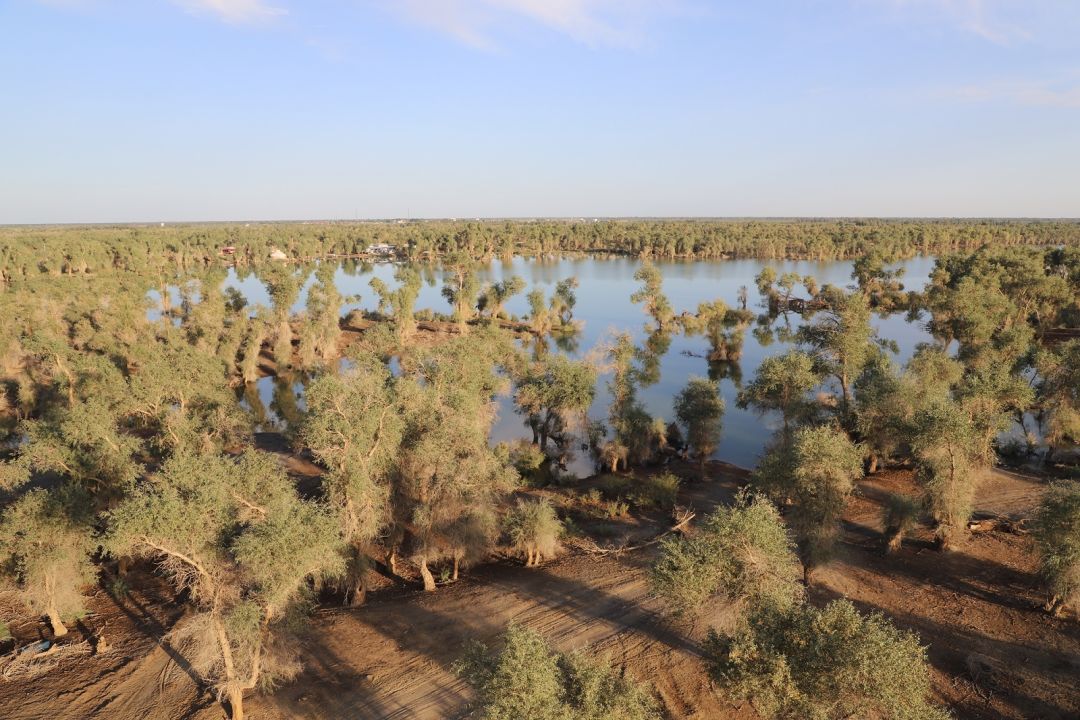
[1,459,1077,720]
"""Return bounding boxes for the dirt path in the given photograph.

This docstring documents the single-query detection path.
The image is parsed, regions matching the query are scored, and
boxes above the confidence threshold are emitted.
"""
[1,463,1075,720]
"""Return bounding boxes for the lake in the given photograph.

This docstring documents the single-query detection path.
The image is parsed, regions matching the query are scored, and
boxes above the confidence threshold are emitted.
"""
[190,254,941,473]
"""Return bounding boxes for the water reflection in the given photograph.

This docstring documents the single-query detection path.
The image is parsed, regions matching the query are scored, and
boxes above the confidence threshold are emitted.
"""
[163,255,950,470]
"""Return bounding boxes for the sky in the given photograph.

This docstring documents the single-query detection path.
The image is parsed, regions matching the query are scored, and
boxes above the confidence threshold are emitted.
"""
[1,0,1079,223]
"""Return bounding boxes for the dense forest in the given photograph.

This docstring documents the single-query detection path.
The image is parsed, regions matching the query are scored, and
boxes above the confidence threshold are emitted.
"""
[2,218,1080,286]
[1,228,1078,720]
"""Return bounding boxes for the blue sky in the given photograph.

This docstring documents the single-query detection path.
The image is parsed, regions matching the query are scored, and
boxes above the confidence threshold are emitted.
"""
[2,0,1078,223]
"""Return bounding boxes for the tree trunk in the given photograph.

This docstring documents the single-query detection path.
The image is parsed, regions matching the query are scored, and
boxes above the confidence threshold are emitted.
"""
[46,607,68,638]
[452,556,460,581]
[387,547,399,577]
[885,530,903,554]
[802,563,813,587]
[868,454,879,475]
[348,573,366,607]
[526,549,535,567]
[700,455,707,481]
[228,687,245,720]
[418,558,436,592]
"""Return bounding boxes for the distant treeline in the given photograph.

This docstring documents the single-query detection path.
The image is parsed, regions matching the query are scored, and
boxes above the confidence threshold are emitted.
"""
[3,218,1079,284]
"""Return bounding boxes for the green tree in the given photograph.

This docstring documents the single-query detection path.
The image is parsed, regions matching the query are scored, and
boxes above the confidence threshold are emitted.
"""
[651,491,802,616]
[630,262,674,330]
[796,288,878,420]
[506,497,564,567]
[706,600,950,720]
[370,266,422,343]
[673,377,725,479]
[107,450,343,720]
[479,276,526,320]
[514,354,596,450]
[456,625,660,720]
[737,351,820,436]
[298,357,401,604]
[908,401,987,551]
[1032,480,1080,615]
[0,486,97,637]
[1035,341,1080,459]
[754,426,863,583]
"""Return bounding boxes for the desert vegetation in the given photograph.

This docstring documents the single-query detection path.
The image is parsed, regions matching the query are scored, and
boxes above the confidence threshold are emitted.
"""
[0,226,1078,719]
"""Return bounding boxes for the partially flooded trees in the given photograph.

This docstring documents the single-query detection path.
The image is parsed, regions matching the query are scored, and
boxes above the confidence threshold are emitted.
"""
[514,354,596,451]
[754,426,863,583]
[479,276,526,321]
[107,451,343,720]
[706,600,949,720]
[651,491,802,617]
[370,266,422,343]
[673,377,724,479]
[297,262,343,368]
[441,252,481,328]
[1032,480,1080,615]
[630,262,674,330]
[457,624,660,720]
[737,351,820,436]
[605,333,658,468]
[506,497,564,567]
[0,486,97,637]
[796,288,878,422]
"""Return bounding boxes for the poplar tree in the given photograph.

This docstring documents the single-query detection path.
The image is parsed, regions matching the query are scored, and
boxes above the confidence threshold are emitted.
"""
[107,450,343,720]
[673,377,724,479]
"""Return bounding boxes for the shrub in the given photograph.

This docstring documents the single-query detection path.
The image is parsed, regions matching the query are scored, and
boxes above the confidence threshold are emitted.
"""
[637,472,680,510]
[651,491,802,617]
[706,600,951,720]
[456,624,660,720]
[506,498,564,567]
[1032,480,1080,614]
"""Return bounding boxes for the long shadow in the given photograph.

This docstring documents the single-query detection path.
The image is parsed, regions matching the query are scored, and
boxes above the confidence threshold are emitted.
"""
[812,587,1080,720]
[832,537,1045,613]
[298,553,703,719]
[103,582,203,689]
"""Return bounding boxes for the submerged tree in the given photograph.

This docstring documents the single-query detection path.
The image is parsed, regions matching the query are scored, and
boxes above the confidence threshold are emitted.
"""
[514,354,596,451]
[630,262,674,330]
[370,266,422,343]
[796,288,878,422]
[479,276,526,321]
[107,451,343,720]
[737,351,820,436]
[673,377,724,479]
[441,252,481,329]
[0,486,97,637]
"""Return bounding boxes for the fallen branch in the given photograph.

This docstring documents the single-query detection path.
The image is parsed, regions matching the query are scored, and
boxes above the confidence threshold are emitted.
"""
[570,508,696,557]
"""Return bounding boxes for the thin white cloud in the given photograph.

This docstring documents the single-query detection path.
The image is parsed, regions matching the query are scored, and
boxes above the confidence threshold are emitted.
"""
[940,77,1080,107]
[174,0,286,25]
[392,0,669,49]
[876,0,1031,44]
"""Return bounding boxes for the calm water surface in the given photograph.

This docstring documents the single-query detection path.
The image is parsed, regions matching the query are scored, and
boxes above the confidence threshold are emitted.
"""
[202,255,939,472]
